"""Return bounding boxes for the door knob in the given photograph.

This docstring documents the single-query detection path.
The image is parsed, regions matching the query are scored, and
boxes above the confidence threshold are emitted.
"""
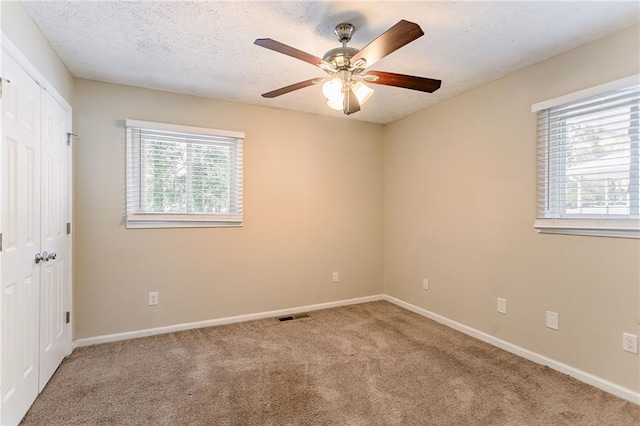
[34,251,57,264]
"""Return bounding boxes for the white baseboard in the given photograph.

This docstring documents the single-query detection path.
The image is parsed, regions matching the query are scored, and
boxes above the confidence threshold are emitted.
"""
[72,292,638,405]
[383,295,640,405]
[74,294,384,348]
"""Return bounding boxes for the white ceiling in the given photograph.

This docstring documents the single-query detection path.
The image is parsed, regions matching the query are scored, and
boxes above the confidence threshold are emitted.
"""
[22,1,640,124]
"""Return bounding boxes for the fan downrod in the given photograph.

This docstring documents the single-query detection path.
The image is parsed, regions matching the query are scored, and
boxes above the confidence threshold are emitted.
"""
[322,23,359,71]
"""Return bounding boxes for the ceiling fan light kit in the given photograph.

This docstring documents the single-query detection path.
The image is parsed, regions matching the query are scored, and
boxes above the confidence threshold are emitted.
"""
[254,20,442,116]
[322,72,374,112]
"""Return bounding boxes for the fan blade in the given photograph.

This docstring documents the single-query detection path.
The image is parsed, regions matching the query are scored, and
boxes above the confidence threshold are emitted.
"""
[254,38,332,69]
[351,20,424,69]
[261,78,320,98]
[343,86,361,115]
[364,71,441,93]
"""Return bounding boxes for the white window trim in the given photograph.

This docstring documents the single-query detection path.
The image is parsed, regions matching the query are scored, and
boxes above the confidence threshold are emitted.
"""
[125,119,244,139]
[532,74,640,239]
[126,213,244,229]
[531,74,639,112]
[125,120,244,229]
[534,219,640,239]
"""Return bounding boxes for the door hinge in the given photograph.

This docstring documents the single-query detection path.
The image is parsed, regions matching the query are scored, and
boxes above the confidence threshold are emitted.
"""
[0,77,7,99]
[65,311,71,324]
[67,222,71,235]
[66,132,78,146]
[0,232,3,252]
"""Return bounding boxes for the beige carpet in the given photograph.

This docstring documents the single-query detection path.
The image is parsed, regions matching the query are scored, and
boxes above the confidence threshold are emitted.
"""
[21,301,640,425]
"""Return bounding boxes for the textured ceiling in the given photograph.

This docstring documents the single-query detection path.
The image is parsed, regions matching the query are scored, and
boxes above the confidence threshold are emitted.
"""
[22,1,640,124]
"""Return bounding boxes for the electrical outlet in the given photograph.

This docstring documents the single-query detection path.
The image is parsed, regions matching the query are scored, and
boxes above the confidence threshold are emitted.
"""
[623,333,638,354]
[332,272,339,283]
[422,278,429,291]
[497,298,507,314]
[148,292,159,306]
[546,311,559,330]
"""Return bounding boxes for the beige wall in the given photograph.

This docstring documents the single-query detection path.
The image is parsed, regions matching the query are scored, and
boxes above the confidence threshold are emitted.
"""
[1,1,74,103]
[7,0,638,395]
[384,24,640,392]
[73,79,384,338]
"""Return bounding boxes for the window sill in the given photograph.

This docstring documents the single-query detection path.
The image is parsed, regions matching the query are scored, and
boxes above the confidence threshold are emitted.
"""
[127,221,243,229]
[126,214,243,229]
[534,219,640,239]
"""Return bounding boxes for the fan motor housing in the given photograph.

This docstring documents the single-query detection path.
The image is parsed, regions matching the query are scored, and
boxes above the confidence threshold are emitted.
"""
[322,47,359,71]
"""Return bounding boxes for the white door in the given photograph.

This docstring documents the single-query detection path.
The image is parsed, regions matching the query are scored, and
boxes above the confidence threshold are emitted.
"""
[38,89,70,391]
[1,52,41,426]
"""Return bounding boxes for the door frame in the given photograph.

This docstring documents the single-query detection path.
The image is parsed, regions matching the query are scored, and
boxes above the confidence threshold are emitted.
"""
[1,32,73,374]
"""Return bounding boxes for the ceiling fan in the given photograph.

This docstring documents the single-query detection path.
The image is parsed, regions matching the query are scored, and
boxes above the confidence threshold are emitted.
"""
[254,20,441,115]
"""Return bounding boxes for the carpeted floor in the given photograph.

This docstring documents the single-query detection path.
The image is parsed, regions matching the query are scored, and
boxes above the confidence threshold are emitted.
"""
[21,301,640,425]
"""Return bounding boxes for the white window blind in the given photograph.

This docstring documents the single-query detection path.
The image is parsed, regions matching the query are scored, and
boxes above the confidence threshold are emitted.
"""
[126,120,244,228]
[533,77,639,238]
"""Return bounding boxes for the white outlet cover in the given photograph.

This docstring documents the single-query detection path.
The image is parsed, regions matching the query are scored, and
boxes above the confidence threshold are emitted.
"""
[497,298,507,314]
[148,291,159,306]
[622,333,638,354]
[546,311,559,330]
[422,279,429,290]
[332,272,339,283]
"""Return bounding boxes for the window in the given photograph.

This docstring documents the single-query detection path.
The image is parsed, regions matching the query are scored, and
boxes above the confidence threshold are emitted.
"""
[126,120,243,228]
[533,75,639,238]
